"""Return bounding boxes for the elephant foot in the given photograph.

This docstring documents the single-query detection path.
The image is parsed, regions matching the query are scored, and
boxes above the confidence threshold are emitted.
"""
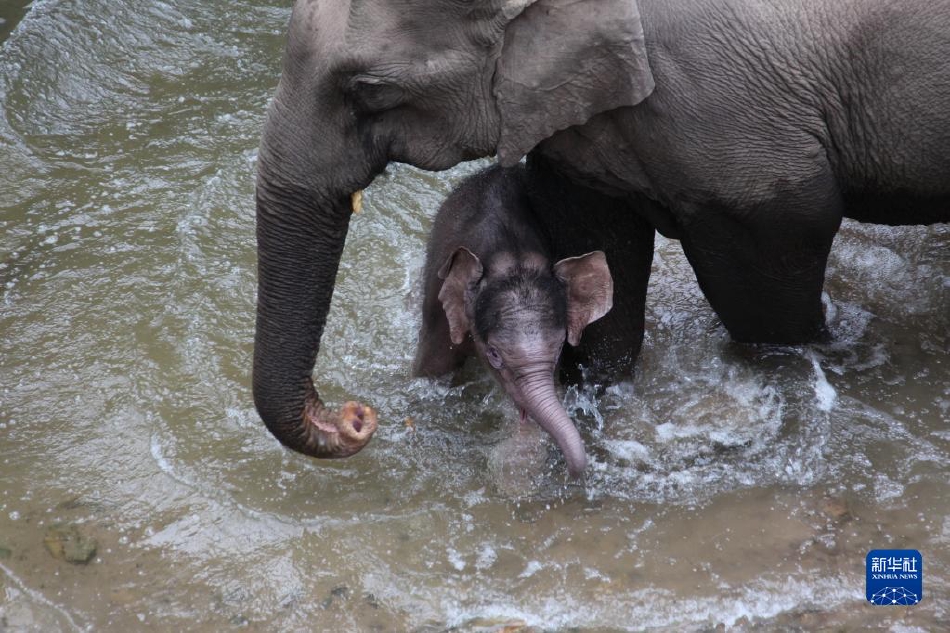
[303,399,378,458]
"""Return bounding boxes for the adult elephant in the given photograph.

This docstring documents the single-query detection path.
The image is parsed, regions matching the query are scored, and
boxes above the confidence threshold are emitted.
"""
[253,0,950,459]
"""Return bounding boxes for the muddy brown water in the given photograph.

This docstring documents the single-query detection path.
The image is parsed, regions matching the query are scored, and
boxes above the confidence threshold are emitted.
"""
[1,1,947,631]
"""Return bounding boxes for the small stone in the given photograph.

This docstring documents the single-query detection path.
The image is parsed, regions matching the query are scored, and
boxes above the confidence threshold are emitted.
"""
[820,497,852,522]
[56,497,84,511]
[229,614,249,627]
[452,617,535,632]
[498,623,532,633]
[43,523,97,564]
[363,592,381,609]
[321,585,350,609]
[109,588,138,606]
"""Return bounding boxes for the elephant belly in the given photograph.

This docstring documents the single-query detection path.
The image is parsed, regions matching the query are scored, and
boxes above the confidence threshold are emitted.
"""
[843,189,950,226]
[535,121,684,238]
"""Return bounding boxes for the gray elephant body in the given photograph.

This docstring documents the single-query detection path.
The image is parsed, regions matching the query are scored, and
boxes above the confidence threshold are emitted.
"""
[530,0,950,342]
[414,165,613,475]
[253,0,950,462]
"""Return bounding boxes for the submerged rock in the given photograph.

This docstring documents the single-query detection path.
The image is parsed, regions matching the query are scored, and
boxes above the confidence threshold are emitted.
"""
[43,523,97,564]
[820,497,852,523]
[320,584,351,610]
[447,617,536,633]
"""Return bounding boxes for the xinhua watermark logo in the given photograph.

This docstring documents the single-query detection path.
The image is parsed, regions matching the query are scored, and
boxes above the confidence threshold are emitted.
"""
[866,550,922,606]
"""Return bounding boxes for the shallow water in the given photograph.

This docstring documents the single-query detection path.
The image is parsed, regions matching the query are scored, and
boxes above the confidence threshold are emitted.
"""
[1,1,947,630]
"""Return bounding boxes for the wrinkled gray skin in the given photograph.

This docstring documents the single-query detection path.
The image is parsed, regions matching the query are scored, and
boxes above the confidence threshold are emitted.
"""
[413,165,613,476]
[254,0,950,460]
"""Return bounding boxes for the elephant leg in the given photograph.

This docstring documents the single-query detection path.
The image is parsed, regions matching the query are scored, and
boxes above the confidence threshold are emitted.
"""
[524,153,655,385]
[412,287,471,378]
[679,170,843,344]
[560,209,655,385]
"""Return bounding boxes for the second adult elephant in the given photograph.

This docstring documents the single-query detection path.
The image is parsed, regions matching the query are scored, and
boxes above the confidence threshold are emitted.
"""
[253,0,950,459]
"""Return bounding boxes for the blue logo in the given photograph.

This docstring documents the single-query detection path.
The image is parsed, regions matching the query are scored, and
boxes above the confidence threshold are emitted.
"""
[866,550,922,605]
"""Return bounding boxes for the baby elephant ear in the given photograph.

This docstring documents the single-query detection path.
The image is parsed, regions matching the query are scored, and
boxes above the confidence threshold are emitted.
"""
[437,248,484,346]
[554,251,613,347]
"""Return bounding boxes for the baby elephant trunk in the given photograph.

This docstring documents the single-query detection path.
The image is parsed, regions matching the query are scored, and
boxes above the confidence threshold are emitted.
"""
[516,370,587,477]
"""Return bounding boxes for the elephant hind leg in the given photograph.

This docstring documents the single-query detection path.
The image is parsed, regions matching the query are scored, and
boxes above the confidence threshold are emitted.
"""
[679,170,843,345]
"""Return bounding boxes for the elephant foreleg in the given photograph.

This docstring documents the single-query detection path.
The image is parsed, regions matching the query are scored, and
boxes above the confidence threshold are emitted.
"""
[412,278,472,378]
[559,207,655,385]
[524,153,655,385]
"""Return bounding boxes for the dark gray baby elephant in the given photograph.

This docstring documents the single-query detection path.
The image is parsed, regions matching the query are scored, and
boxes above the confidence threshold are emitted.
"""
[413,165,613,476]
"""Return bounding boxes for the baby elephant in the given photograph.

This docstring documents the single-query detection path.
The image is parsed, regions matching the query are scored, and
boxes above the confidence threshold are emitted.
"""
[413,165,613,476]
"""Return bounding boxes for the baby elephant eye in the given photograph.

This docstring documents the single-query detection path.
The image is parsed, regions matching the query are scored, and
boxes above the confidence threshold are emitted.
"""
[486,346,503,369]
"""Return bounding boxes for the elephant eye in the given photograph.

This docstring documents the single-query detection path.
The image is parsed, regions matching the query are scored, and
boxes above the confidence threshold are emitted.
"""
[346,76,405,113]
[486,346,503,370]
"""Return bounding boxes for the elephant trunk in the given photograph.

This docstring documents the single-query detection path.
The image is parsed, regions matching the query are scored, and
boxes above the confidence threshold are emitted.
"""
[514,369,587,477]
[253,171,377,458]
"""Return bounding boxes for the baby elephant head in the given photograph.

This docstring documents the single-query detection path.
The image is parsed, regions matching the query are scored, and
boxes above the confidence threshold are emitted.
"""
[437,248,613,476]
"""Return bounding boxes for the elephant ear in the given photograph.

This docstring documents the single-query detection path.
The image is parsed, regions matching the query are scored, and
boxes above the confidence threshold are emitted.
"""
[437,248,484,346]
[493,0,655,166]
[554,251,613,347]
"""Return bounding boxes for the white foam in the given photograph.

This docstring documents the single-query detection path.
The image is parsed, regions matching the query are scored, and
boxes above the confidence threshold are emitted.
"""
[446,547,466,571]
[808,351,837,412]
[604,439,651,463]
[475,544,497,570]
